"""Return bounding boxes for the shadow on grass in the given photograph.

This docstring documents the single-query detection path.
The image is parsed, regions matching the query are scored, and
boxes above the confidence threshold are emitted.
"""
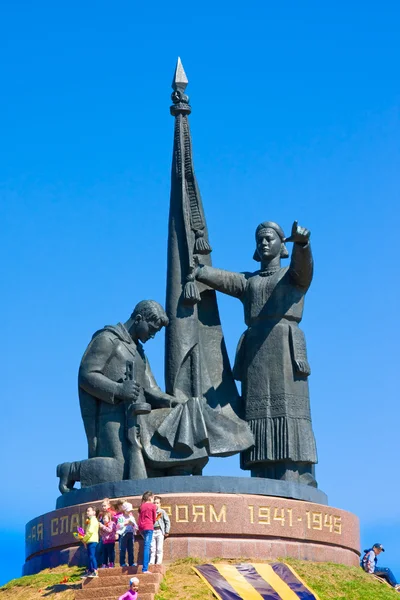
[42,582,81,596]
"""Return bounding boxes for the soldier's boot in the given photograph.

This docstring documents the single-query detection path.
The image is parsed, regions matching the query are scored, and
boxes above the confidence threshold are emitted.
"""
[80,457,124,487]
[57,457,125,494]
[57,461,81,494]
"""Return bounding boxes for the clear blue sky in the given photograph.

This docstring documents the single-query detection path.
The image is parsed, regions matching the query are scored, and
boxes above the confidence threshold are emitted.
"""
[1,0,399,587]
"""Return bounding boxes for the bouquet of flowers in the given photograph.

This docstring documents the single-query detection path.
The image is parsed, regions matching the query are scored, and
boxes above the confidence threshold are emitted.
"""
[73,518,89,542]
[73,526,86,541]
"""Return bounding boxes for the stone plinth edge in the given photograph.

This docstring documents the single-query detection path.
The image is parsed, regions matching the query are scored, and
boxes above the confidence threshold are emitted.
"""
[55,476,328,509]
[25,492,359,576]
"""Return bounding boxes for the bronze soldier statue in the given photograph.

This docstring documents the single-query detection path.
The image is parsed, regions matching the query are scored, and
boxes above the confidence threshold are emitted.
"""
[57,300,184,492]
[57,298,254,492]
[195,220,318,486]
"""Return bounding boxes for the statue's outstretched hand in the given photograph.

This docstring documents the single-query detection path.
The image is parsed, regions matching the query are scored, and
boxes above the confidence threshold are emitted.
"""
[192,255,203,278]
[284,220,311,244]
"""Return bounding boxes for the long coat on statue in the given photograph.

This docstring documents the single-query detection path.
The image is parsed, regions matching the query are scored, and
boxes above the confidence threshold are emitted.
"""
[197,242,317,469]
[78,322,170,464]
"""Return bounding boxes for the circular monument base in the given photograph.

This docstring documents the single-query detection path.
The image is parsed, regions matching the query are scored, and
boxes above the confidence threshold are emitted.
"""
[24,487,360,575]
[55,476,328,509]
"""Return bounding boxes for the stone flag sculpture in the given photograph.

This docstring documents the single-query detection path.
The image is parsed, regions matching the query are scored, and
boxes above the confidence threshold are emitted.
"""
[138,58,254,473]
[165,58,242,416]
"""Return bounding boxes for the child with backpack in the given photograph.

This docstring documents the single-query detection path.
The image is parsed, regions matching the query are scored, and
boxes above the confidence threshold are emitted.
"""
[361,543,400,591]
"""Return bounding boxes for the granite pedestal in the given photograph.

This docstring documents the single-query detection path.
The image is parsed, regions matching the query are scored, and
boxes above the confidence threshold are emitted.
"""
[24,477,359,575]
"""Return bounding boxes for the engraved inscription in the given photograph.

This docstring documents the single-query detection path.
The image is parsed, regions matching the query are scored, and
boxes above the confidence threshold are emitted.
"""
[26,499,345,555]
[247,505,342,535]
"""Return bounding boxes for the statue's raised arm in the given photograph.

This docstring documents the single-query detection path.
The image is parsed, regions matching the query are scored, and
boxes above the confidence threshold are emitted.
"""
[285,220,313,289]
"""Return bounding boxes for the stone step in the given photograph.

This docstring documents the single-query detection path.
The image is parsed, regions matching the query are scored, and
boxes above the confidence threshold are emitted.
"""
[76,585,157,598]
[76,593,154,600]
[76,562,165,599]
[98,565,165,576]
[82,575,158,589]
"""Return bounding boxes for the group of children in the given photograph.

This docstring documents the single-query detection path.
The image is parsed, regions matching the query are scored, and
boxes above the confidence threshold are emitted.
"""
[79,491,171,578]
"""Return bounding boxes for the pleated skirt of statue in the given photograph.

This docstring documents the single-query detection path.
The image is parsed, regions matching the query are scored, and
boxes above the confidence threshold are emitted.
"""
[240,320,317,468]
[241,416,317,466]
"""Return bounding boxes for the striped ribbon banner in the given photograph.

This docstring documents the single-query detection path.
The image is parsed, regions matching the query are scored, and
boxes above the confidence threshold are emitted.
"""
[193,563,320,600]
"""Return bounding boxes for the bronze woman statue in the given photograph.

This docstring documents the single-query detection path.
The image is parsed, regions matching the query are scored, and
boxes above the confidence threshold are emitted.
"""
[196,220,318,486]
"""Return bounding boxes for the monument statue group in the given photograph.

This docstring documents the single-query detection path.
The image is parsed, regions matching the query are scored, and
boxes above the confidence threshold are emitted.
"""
[25,60,361,576]
[57,58,318,493]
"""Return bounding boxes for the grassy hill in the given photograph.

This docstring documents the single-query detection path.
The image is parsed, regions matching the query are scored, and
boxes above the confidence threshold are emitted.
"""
[1,558,399,600]
[0,565,83,599]
[156,558,400,600]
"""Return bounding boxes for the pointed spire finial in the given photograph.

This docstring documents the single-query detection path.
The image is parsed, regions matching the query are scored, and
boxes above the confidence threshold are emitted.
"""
[170,57,191,116]
[172,57,188,93]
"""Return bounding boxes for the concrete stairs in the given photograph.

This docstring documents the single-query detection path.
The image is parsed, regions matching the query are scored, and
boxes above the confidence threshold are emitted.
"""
[76,564,166,600]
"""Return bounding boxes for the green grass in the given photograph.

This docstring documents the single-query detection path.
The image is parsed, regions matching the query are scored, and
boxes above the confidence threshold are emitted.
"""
[0,565,84,599]
[285,558,399,599]
[155,557,400,600]
[155,558,215,600]
[2,558,399,600]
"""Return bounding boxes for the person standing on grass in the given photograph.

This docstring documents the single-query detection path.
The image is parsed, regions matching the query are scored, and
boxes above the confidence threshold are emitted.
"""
[362,543,400,591]
[118,576,139,600]
[81,506,99,578]
[149,496,170,565]
[138,490,156,573]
